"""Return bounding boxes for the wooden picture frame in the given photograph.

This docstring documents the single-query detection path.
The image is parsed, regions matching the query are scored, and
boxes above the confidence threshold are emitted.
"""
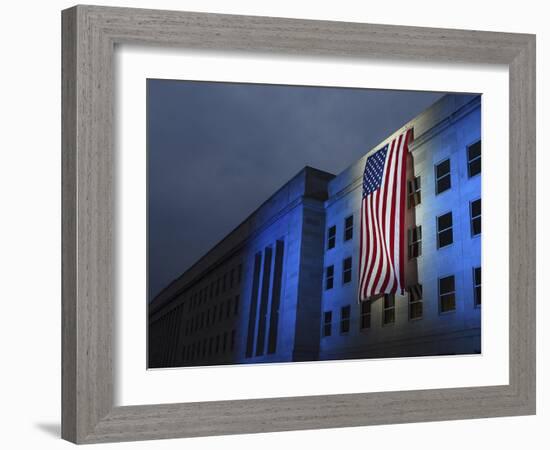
[62,5,536,444]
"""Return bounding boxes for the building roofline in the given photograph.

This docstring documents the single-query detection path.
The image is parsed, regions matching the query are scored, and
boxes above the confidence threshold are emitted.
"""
[150,165,334,310]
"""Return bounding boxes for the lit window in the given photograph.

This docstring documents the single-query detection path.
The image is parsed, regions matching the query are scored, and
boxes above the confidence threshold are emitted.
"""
[383,294,395,325]
[340,305,351,334]
[360,301,371,330]
[435,159,451,194]
[473,267,481,307]
[327,225,336,249]
[408,176,421,208]
[408,284,423,320]
[343,257,352,284]
[470,198,481,236]
[439,275,456,313]
[323,311,332,337]
[437,212,453,248]
[408,226,422,258]
[467,140,481,177]
[344,215,354,241]
[325,265,334,290]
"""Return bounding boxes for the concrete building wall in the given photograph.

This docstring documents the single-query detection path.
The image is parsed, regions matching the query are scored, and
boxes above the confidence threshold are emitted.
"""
[148,167,334,368]
[319,94,481,360]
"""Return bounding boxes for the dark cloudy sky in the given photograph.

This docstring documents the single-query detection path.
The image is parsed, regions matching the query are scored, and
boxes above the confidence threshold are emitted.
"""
[147,79,444,299]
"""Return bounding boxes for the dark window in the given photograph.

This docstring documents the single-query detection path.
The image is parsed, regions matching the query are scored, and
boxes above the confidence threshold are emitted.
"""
[212,306,217,325]
[327,225,336,249]
[383,294,395,325]
[255,246,272,356]
[226,298,232,318]
[360,301,371,330]
[437,212,453,248]
[344,215,354,241]
[323,311,332,337]
[208,337,213,356]
[223,332,228,352]
[340,305,351,334]
[222,274,227,292]
[230,268,235,288]
[408,176,421,208]
[237,264,243,284]
[215,335,220,354]
[218,303,224,320]
[473,267,481,307]
[439,275,456,313]
[325,265,334,290]
[408,284,423,320]
[467,140,481,177]
[435,159,451,194]
[408,225,422,258]
[245,253,262,358]
[231,330,236,351]
[343,257,352,284]
[268,240,284,355]
[470,198,481,236]
[234,295,239,315]
[215,278,220,296]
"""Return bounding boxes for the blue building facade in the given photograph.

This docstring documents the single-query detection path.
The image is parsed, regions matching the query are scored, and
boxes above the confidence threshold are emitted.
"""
[148,93,481,368]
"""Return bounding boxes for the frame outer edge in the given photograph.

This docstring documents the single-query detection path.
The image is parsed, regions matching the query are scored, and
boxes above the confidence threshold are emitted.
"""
[61,4,537,444]
[61,5,78,444]
[508,35,536,413]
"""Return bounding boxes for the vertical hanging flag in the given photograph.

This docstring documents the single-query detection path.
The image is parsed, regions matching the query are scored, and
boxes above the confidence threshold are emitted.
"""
[358,128,413,302]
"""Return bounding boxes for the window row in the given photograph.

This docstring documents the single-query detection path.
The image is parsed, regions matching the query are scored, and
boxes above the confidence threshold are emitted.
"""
[325,256,353,290]
[326,215,354,250]
[435,140,481,195]
[185,264,243,313]
[407,198,481,258]
[407,140,481,209]
[182,329,236,363]
[322,268,481,336]
[184,295,240,337]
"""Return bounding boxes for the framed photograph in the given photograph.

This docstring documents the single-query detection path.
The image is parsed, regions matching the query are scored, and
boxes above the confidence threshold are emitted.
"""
[62,5,536,444]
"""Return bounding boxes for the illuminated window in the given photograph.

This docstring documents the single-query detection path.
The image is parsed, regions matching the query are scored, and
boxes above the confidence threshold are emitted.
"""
[327,225,336,249]
[408,225,422,258]
[323,311,332,337]
[439,275,456,313]
[435,159,451,194]
[383,294,395,325]
[470,198,481,236]
[408,284,423,320]
[340,306,351,334]
[344,215,354,241]
[342,257,352,284]
[360,301,371,330]
[473,267,481,307]
[408,176,421,208]
[467,140,481,177]
[325,265,334,290]
[437,212,453,248]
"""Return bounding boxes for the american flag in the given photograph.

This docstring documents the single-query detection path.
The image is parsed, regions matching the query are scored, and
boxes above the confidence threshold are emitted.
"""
[358,128,413,302]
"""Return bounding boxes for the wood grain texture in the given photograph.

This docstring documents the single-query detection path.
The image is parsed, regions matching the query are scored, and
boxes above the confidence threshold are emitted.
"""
[61,4,536,444]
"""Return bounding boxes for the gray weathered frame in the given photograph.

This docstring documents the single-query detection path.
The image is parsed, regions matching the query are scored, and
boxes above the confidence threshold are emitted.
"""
[62,4,536,444]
